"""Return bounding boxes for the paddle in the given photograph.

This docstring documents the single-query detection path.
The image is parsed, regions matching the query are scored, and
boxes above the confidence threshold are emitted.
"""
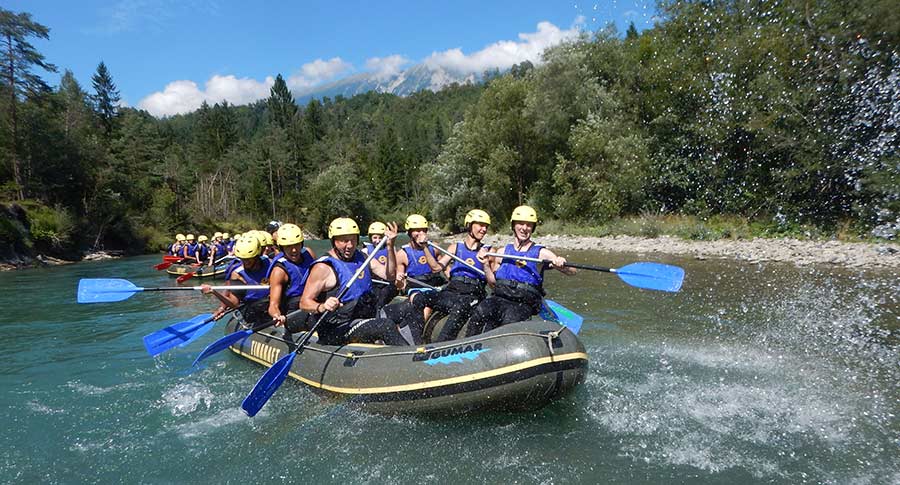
[76,278,268,304]
[143,307,241,357]
[429,242,584,333]
[155,261,175,271]
[427,241,489,277]
[241,237,389,417]
[192,316,280,366]
[539,299,584,334]
[176,268,198,283]
[374,276,439,290]
[484,252,685,293]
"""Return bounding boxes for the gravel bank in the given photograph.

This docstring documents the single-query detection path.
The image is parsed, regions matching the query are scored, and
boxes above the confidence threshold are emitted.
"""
[472,234,900,269]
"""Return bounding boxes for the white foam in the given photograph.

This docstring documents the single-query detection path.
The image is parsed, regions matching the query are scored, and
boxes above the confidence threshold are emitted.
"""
[172,407,247,439]
[160,382,214,416]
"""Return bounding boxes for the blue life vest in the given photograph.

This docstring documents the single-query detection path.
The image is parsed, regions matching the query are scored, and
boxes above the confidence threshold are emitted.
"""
[270,248,315,298]
[184,242,198,257]
[233,258,272,302]
[449,242,486,281]
[212,242,228,260]
[363,242,374,254]
[224,259,240,280]
[402,244,437,277]
[495,243,544,287]
[197,244,210,261]
[319,251,372,303]
[372,246,389,265]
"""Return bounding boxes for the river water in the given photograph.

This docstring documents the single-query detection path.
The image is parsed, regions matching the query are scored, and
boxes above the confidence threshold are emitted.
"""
[1,242,897,484]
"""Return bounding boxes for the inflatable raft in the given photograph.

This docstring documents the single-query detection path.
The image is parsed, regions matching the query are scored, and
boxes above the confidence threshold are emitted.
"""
[225,315,588,414]
[166,262,229,279]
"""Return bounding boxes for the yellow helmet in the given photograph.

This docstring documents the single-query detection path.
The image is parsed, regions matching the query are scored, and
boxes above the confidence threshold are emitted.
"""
[213,232,222,239]
[367,221,387,235]
[510,205,538,223]
[262,232,274,246]
[186,234,195,241]
[175,233,185,242]
[464,209,492,226]
[197,235,208,242]
[328,218,360,238]
[233,235,262,259]
[222,232,230,239]
[277,223,304,246]
[405,214,428,231]
[246,230,263,246]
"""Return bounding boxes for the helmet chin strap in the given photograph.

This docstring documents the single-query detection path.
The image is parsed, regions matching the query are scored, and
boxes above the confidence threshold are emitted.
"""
[331,238,358,262]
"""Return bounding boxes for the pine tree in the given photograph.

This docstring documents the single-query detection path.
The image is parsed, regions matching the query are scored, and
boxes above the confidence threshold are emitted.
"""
[0,7,56,200]
[267,73,296,130]
[625,22,638,40]
[91,60,120,136]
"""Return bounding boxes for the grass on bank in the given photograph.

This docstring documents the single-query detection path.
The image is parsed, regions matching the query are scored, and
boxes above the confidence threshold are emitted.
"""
[536,215,884,243]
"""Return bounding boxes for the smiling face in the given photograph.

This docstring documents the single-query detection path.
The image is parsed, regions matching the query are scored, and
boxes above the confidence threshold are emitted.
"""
[332,235,358,260]
[469,222,489,241]
[369,234,384,246]
[511,221,534,242]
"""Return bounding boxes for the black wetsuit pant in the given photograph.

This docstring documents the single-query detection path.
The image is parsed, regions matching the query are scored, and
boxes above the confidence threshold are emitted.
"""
[279,296,312,333]
[465,284,541,337]
[316,294,412,346]
[381,299,427,345]
[412,279,485,342]
[238,299,271,326]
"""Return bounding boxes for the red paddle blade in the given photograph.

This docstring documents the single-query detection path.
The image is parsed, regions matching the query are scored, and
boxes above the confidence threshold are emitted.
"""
[176,272,196,283]
[154,261,173,270]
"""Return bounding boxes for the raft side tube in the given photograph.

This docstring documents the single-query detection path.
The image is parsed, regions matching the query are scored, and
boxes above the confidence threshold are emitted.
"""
[226,318,588,414]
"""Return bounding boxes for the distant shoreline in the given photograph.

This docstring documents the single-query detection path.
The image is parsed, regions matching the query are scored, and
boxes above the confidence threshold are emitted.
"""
[465,234,900,269]
[4,235,898,271]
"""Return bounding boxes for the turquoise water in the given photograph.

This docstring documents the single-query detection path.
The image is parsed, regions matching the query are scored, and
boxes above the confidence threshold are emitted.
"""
[1,243,897,483]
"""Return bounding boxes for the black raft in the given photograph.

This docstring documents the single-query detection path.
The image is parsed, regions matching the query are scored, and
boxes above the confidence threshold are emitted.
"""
[224,315,588,415]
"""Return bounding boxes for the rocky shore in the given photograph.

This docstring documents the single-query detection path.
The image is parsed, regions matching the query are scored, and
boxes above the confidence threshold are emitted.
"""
[0,250,124,271]
[476,234,900,269]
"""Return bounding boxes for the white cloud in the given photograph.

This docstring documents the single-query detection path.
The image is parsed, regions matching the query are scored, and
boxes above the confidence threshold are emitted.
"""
[137,75,273,117]
[365,55,411,81]
[138,19,586,116]
[287,57,353,91]
[424,19,583,74]
[138,58,350,117]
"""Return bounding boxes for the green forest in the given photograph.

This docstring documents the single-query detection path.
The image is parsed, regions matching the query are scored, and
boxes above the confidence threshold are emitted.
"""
[1,0,897,263]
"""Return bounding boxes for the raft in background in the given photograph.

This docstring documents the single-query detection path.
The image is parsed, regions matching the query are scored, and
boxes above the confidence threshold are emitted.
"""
[166,262,229,279]
[225,316,588,414]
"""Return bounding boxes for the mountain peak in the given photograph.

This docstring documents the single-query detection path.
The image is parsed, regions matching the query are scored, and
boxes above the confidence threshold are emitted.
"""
[295,63,482,104]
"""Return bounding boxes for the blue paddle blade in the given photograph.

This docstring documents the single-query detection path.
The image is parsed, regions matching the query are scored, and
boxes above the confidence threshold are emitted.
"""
[192,328,253,367]
[242,352,296,417]
[615,262,685,292]
[541,299,584,334]
[77,278,142,304]
[142,314,215,356]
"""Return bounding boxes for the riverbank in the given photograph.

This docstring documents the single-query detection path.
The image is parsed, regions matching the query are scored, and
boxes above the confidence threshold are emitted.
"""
[476,234,900,269]
[0,250,124,271]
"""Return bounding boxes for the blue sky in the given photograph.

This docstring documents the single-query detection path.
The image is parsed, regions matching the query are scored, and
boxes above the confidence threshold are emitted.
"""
[7,1,658,116]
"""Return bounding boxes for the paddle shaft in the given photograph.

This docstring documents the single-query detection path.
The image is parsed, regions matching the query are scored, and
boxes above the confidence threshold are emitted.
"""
[373,276,439,290]
[138,284,267,293]
[428,242,486,276]
[484,252,612,273]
